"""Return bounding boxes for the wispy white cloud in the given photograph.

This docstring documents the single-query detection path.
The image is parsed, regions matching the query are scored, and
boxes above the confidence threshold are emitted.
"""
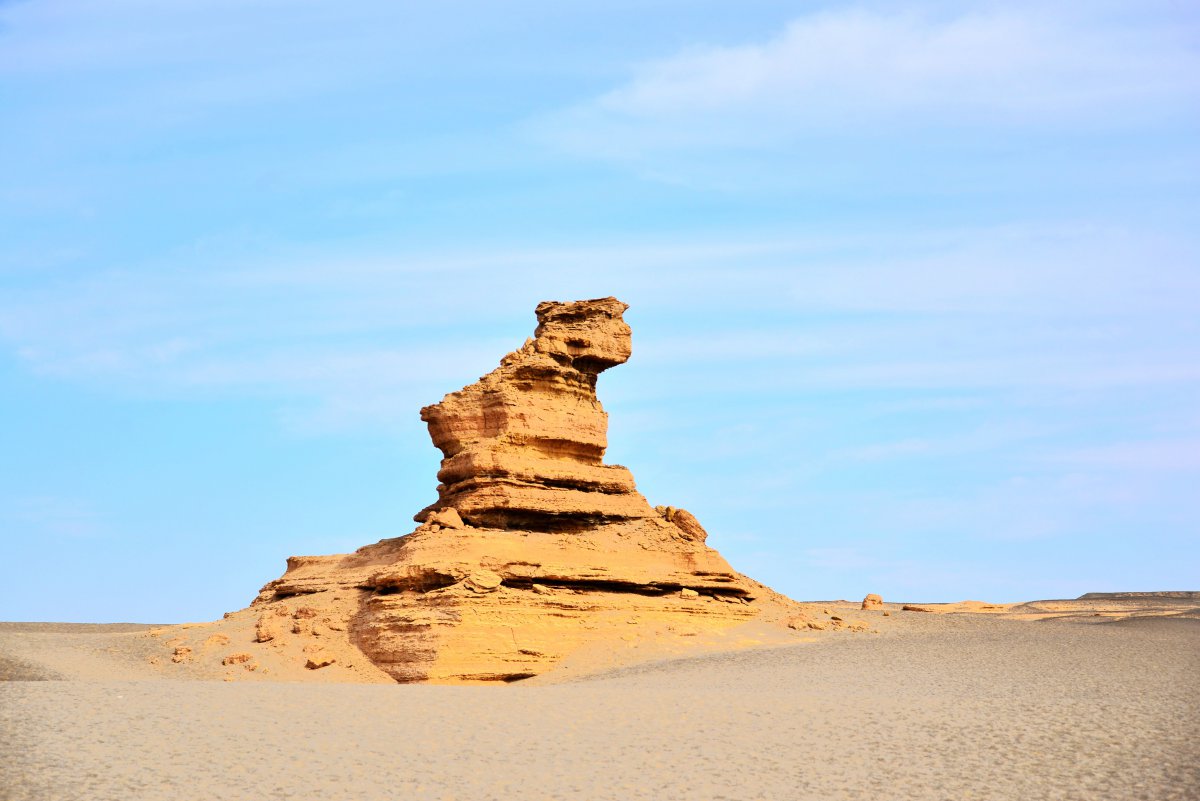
[535,4,1200,159]
[789,224,1200,315]
[2,221,1196,435]
[1042,438,1200,471]
[830,421,1058,464]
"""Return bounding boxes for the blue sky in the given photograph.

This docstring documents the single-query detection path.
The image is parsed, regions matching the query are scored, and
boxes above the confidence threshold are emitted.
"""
[1,0,1197,622]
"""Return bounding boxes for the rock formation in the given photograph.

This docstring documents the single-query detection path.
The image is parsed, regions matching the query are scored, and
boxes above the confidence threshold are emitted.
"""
[415,297,647,531]
[861,593,884,610]
[223,298,796,682]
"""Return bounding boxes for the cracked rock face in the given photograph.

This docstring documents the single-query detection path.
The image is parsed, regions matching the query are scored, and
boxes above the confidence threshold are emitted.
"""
[251,297,794,683]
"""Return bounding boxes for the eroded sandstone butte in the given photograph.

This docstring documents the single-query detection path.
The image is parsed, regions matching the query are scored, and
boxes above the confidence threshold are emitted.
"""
[245,297,796,682]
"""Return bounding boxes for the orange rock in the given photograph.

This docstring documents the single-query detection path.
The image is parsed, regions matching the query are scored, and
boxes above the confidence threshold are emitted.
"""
[254,615,277,643]
[463,570,502,593]
[415,298,649,530]
[305,652,336,670]
[222,652,252,665]
[861,593,884,610]
[428,507,465,529]
[655,506,709,542]
[244,298,797,683]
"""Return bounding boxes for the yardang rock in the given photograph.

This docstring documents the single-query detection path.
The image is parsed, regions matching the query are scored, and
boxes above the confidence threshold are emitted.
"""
[242,297,796,683]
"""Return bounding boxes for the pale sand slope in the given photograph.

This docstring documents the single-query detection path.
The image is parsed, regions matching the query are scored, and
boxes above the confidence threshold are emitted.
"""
[2,609,1198,801]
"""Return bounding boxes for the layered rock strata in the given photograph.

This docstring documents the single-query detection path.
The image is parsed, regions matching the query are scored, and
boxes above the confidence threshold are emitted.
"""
[416,297,646,531]
[247,297,794,682]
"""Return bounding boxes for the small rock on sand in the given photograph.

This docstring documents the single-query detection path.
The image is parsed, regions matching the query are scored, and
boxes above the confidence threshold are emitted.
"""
[305,652,336,670]
[255,616,277,643]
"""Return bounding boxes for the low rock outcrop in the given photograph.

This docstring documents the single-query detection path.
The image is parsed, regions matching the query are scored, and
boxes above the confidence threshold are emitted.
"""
[222,298,798,682]
[862,593,884,610]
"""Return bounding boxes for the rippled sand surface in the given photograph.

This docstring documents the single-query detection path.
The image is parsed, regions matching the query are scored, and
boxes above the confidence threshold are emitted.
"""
[2,610,1197,800]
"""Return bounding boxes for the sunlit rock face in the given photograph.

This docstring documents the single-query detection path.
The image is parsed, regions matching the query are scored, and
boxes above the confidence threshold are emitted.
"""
[417,297,651,531]
[253,297,793,683]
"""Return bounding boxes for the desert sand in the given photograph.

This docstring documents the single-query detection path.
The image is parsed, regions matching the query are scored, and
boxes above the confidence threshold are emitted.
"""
[3,597,1198,801]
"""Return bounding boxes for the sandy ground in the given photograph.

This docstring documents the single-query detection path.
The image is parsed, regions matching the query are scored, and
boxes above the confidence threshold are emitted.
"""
[2,602,1198,801]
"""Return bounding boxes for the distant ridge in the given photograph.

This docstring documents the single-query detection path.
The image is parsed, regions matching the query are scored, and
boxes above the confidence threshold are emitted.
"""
[1078,591,1200,600]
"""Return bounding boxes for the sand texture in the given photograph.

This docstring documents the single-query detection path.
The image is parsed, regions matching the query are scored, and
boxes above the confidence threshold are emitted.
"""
[3,600,1198,801]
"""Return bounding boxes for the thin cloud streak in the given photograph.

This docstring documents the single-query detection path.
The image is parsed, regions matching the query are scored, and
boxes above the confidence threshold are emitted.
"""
[2,223,1196,422]
[536,5,1200,159]
[1042,439,1200,471]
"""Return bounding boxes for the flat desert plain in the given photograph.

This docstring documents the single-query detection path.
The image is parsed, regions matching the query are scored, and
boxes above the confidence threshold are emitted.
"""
[2,597,1197,801]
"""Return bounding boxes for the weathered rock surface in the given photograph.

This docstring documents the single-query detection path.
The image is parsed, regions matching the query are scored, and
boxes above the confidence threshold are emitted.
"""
[862,593,884,610]
[239,297,797,683]
[414,297,655,530]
